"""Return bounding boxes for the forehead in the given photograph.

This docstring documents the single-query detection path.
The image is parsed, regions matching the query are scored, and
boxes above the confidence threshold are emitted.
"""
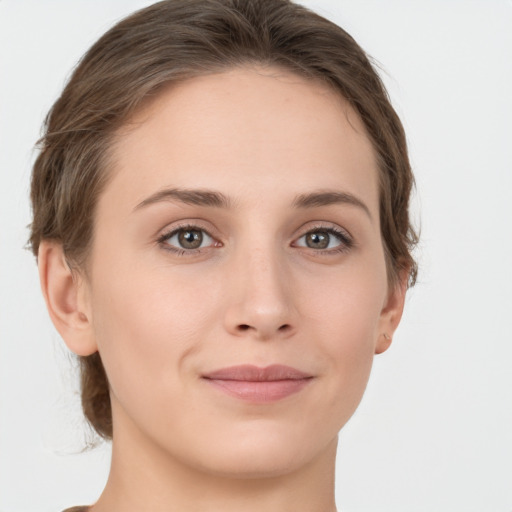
[105,66,379,214]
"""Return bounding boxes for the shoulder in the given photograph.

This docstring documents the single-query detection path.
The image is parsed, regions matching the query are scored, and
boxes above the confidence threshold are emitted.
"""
[62,507,89,512]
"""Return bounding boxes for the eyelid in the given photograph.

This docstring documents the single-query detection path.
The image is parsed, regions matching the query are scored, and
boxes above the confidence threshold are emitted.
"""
[156,222,221,255]
[292,222,354,253]
[156,220,354,257]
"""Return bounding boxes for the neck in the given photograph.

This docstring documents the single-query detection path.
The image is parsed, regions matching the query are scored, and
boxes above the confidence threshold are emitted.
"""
[90,414,338,512]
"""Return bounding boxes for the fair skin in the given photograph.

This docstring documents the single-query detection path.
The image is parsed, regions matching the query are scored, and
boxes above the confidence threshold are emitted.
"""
[39,66,406,512]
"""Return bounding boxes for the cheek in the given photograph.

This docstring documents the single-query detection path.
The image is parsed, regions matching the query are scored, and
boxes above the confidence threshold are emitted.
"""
[88,256,218,405]
[303,252,387,344]
[300,257,387,407]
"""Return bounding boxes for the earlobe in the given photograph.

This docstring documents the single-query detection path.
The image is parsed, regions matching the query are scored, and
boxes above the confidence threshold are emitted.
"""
[38,241,98,356]
[375,332,392,355]
[375,271,409,355]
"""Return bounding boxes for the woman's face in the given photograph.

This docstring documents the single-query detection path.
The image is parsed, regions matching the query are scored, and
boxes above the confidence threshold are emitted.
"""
[80,66,404,477]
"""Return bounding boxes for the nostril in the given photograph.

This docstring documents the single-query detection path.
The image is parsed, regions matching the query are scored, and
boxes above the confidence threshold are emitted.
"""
[235,323,292,334]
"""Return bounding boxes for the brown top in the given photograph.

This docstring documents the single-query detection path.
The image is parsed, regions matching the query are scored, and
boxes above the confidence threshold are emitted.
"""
[62,507,89,512]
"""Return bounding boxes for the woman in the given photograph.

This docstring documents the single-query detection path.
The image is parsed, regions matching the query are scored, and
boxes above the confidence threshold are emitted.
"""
[29,0,417,510]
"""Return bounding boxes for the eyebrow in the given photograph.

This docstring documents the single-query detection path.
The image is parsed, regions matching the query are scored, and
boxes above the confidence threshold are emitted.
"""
[291,190,371,219]
[134,187,372,219]
[135,188,233,210]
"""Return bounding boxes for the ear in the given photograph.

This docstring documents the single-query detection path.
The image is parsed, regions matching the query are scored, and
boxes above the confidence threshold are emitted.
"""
[375,270,409,355]
[38,240,98,356]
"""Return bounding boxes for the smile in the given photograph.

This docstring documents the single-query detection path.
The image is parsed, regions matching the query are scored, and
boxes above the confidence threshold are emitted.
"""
[201,364,314,402]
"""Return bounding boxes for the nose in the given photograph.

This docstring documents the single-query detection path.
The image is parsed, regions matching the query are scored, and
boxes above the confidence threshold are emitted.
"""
[223,245,297,341]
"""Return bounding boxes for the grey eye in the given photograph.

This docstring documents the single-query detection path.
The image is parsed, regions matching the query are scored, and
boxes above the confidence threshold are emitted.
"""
[304,231,330,249]
[296,229,344,250]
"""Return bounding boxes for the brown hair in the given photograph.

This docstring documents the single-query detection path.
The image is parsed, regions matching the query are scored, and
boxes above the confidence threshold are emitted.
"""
[29,0,418,440]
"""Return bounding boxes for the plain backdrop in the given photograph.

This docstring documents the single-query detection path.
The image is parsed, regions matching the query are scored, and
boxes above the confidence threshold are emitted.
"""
[1,1,511,511]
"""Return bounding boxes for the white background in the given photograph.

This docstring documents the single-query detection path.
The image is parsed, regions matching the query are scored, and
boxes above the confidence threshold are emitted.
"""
[1,1,511,511]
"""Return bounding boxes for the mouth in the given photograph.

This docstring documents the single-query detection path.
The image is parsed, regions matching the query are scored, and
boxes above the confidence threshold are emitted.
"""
[201,364,314,402]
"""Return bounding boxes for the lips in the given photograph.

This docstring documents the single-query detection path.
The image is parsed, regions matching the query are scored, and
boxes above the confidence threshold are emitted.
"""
[202,364,313,402]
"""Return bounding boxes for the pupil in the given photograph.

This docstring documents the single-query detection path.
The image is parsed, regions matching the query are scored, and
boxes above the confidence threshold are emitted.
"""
[179,230,202,249]
[307,232,329,249]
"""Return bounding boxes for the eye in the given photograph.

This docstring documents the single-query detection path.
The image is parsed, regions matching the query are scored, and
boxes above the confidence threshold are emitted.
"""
[158,225,218,254]
[294,226,352,253]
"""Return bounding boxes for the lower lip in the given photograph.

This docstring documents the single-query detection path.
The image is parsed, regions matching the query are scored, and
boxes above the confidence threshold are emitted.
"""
[204,378,311,402]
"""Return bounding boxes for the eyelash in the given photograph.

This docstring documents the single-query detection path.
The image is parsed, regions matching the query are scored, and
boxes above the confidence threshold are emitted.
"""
[294,225,354,254]
[156,223,218,257]
[156,223,354,257]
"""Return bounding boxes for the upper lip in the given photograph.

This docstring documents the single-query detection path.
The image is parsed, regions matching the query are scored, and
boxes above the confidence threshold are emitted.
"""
[202,364,313,381]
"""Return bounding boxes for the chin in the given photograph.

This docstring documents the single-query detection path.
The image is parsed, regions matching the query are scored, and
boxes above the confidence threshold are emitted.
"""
[183,421,336,479]
[196,449,310,480]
